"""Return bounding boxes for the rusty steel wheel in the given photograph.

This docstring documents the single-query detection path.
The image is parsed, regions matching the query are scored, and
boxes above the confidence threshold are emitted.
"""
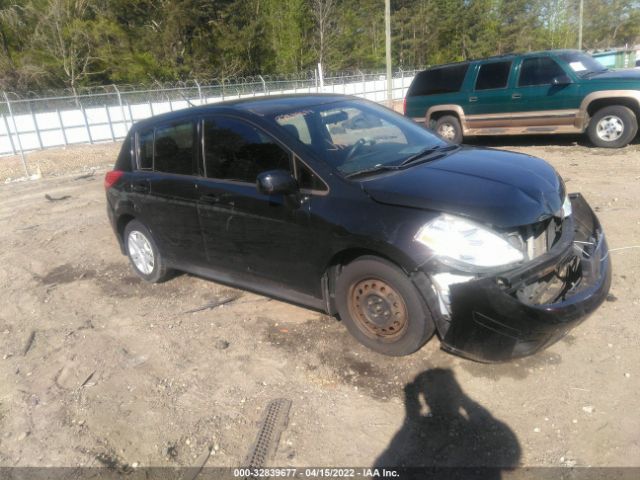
[335,256,436,356]
[348,278,409,341]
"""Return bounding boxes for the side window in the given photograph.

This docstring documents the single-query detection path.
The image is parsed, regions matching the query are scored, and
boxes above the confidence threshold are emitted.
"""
[154,122,197,175]
[204,117,291,183]
[138,129,154,170]
[407,64,469,96]
[518,57,566,87]
[295,158,326,192]
[475,61,512,90]
[275,113,312,145]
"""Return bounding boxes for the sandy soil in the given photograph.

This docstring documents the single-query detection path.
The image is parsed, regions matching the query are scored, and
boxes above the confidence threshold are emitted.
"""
[0,137,639,475]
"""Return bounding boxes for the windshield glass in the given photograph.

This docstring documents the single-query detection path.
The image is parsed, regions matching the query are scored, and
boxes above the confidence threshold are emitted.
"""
[271,99,447,177]
[558,52,607,76]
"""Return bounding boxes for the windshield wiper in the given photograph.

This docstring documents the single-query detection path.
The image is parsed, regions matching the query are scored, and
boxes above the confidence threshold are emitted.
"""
[399,144,460,167]
[344,164,400,179]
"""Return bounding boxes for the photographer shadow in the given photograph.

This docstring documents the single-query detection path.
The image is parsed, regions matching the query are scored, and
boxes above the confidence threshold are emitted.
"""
[374,368,521,479]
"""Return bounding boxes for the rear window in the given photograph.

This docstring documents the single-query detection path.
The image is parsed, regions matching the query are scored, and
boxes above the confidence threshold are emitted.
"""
[407,64,469,96]
[475,61,512,90]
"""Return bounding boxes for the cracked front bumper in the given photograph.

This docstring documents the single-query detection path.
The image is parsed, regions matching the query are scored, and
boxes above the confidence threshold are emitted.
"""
[412,194,612,362]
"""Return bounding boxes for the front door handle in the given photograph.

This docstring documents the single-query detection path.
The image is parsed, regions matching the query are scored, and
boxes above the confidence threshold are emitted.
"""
[469,96,478,103]
[512,93,522,100]
[200,193,221,204]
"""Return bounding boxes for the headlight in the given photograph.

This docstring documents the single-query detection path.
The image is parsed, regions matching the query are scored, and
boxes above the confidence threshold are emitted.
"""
[415,214,524,268]
[562,194,572,218]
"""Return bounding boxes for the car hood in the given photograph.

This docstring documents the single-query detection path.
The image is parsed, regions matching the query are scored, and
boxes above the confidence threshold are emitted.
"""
[360,147,564,229]
[586,69,640,82]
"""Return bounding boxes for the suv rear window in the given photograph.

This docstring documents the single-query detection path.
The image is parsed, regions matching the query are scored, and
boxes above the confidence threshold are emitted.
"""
[475,61,511,90]
[407,64,469,96]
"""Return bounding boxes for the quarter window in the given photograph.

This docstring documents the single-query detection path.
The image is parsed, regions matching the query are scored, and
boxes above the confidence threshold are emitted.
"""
[153,122,197,175]
[407,64,469,96]
[295,158,326,192]
[204,117,291,183]
[518,57,566,87]
[138,129,154,170]
[475,61,512,90]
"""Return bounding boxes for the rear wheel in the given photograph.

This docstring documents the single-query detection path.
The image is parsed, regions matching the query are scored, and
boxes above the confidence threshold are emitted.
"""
[434,115,463,144]
[587,105,637,148]
[335,256,436,356]
[123,219,171,283]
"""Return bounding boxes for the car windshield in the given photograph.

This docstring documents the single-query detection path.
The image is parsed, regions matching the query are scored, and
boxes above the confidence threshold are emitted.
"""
[558,52,607,77]
[270,99,448,178]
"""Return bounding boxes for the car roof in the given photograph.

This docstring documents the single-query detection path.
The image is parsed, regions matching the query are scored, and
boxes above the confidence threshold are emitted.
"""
[421,49,582,71]
[132,94,356,130]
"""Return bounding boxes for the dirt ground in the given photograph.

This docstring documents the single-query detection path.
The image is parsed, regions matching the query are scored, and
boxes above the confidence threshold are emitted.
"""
[0,136,639,476]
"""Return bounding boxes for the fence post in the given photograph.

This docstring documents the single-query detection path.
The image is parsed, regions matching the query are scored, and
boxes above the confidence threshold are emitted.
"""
[28,102,43,150]
[113,84,129,130]
[80,105,93,144]
[258,75,267,96]
[2,114,16,155]
[56,109,68,146]
[3,91,28,177]
[105,105,116,141]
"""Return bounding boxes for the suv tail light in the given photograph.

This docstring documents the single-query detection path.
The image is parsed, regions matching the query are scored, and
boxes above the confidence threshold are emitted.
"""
[104,170,124,190]
[403,97,407,115]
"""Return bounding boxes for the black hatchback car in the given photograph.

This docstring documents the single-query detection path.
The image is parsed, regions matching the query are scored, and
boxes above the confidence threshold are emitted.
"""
[105,94,611,362]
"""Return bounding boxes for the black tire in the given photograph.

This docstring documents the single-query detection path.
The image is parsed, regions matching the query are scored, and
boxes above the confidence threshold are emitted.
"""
[123,219,171,283]
[434,115,463,144]
[587,105,638,148]
[335,256,436,356]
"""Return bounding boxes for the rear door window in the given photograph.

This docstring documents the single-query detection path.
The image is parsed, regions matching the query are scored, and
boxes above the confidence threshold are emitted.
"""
[475,61,512,90]
[153,122,197,175]
[203,117,291,183]
[518,57,566,87]
[407,64,469,96]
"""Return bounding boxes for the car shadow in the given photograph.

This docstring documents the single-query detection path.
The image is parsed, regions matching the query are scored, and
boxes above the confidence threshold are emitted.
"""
[374,368,521,479]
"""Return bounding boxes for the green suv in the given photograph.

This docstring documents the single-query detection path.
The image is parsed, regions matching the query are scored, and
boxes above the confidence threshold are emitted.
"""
[404,50,640,148]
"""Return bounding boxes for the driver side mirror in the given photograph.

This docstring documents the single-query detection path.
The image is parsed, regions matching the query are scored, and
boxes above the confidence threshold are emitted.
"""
[552,74,572,86]
[256,169,298,195]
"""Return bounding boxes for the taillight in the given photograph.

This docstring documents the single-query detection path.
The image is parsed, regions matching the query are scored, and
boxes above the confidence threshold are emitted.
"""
[403,96,407,115]
[104,170,124,190]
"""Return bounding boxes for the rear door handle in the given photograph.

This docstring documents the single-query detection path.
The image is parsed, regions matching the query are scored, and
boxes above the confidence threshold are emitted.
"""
[131,181,150,194]
[469,96,478,103]
[512,93,522,99]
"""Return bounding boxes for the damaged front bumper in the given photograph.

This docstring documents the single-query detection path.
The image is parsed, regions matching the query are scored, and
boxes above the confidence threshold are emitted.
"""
[412,193,611,362]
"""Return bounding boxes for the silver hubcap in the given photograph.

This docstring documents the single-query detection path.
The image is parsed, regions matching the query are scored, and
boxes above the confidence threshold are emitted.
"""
[596,115,624,142]
[437,123,456,140]
[127,230,154,275]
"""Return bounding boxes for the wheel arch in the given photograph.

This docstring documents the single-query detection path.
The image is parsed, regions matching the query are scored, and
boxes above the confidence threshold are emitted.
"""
[321,246,415,316]
[425,105,468,133]
[579,91,640,129]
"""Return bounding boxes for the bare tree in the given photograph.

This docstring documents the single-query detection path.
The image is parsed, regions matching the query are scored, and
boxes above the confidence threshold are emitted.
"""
[310,0,335,70]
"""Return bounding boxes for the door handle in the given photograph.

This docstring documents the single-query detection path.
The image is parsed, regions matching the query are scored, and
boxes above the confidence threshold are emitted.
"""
[199,193,220,204]
[469,96,478,103]
[512,93,522,99]
[131,182,150,194]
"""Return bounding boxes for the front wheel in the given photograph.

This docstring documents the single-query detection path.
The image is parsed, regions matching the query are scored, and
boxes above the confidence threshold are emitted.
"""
[335,256,436,356]
[587,105,638,148]
[123,219,171,283]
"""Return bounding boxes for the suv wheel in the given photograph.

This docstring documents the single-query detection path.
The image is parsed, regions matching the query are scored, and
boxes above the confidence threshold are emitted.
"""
[124,219,171,283]
[434,115,463,144]
[335,256,436,356]
[587,105,638,148]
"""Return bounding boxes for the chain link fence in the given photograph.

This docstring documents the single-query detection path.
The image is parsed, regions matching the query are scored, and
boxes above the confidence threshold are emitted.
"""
[0,70,418,174]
